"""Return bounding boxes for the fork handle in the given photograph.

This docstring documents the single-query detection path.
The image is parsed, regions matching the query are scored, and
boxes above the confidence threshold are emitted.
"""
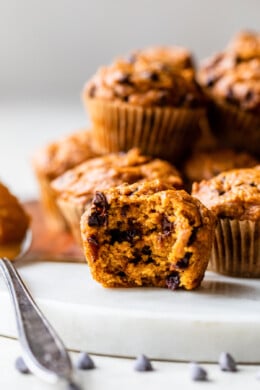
[0,258,73,384]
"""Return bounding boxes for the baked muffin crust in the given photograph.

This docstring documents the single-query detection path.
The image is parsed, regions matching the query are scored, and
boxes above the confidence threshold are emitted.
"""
[192,167,260,220]
[85,46,204,108]
[81,180,215,290]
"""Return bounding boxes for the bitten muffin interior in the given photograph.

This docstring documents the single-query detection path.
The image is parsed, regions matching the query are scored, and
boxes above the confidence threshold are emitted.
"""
[81,181,215,290]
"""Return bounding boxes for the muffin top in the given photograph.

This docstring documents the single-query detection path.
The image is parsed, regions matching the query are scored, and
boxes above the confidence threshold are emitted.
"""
[183,148,259,183]
[51,148,183,204]
[85,46,205,108]
[192,167,260,220]
[0,182,30,244]
[33,129,98,180]
[198,30,260,113]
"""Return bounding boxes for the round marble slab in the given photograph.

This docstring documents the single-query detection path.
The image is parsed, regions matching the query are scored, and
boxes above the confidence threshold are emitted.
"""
[0,262,259,363]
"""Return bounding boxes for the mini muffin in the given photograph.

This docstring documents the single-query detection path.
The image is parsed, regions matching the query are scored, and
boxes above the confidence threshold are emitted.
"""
[32,129,98,231]
[83,46,206,162]
[80,180,215,290]
[192,167,260,277]
[183,148,258,187]
[198,30,260,156]
[51,148,183,244]
[0,182,30,259]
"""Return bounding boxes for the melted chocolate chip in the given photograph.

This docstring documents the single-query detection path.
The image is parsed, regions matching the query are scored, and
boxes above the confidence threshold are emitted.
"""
[109,226,141,245]
[176,252,192,269]
[121,204,130,217]
[117,271,126,277]
[141,245,152,256]
[129,249,142,265]
[166,272,180,290]
[161,214,173,236]
[249,182,257,187]
[88,192,109,227]
[187,227,198,246]
[87,235,99,260]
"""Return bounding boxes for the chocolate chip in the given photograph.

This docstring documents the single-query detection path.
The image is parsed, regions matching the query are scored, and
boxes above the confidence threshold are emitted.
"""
[121,204,130,217]
[219,352,237,372]
[109,226,141,245]
[88,85,96,98]
[250,182,257,187]
[166,272,180,290]
[206,76,216,87]
[187,227,198,246]
[129,249,142,264]
[176,252,192,269]
[116,72,131,84]
[218,190,225,196]
[15,357,31,374]
[88,192,109,227]
[141,245,152,256]
[117,271,126,277]
[245,90,254,102]
[140,70,159,82]
[87,235,99,260]
[76,352,95,370]
[190,362,208,381]
[161,214,173,236]
[67,382,81,390]
[133,354,153,372]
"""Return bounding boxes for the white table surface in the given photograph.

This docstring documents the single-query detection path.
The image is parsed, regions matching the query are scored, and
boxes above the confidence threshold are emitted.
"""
[0,101,259,389]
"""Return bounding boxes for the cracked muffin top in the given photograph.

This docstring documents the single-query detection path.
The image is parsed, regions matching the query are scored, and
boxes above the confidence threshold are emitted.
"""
[33,130,98,180]
[51,148,183,203]
[85,46,205,108]
[192,166,260,220]
[198,30,260,113]
[183,148,259,183]
[0,182,30,245]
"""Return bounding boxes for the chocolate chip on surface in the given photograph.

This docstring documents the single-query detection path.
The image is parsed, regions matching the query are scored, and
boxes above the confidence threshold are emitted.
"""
[219,352,237,372]
[161,214,173,236]
[190,362,208,381]
[15,356,31,374]
[166,272,180,290]
[176,252,192,269]
[88,192,109,227]
[76,352,95,370]
[134,354,153,372]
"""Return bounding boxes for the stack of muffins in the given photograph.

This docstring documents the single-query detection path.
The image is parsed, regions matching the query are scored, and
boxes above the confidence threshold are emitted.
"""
[33,30,260,289]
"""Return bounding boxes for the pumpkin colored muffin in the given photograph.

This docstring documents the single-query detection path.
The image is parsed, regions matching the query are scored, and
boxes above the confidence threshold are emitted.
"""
[0,182,30,259]
[32,129,98,231]
[83,46,206,162]
[183,148,258,187]
[198,30,260,156]
[51,149,183,244]
[80,180,215,290]
[192,166,260,277]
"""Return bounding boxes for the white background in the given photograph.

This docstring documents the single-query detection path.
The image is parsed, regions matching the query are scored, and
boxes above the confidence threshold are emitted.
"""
[0,0,259,197]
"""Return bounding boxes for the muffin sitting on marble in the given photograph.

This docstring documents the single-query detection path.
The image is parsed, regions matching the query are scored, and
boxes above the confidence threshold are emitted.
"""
[84,46,206,162]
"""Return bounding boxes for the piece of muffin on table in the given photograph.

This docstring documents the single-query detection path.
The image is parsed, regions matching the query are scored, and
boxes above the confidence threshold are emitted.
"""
[32,129,99,231]
[51,148,183,244]
[0,182,30,259]
[80,180,215,290]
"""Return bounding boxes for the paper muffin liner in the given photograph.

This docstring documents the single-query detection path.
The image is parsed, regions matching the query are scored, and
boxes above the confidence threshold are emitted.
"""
[84,97,205,163]
[57,198,89,245]
[211,218,260,277]
[34,171,68,231]
[208,99,260,157]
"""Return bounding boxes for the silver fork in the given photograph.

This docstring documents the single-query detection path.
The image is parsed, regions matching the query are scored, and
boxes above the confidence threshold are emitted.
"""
[0,256,77,387]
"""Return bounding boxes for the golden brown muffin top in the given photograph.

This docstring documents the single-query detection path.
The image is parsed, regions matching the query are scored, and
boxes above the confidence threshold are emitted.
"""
[85,46,205,108]
[51,148,183,204]
[183,148,259,183]
[0,182,30,244]
[192,167,260,220]
[32,129,98,180]
[198,30,260,113]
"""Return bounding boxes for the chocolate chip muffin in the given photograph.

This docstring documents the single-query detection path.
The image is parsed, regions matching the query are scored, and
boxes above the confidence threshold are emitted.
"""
[51,148,183,244]
[83,46,206,162]
[80,180,215,290]
[198,30,260,156]
[0,182,30,259]
[32,129,98,231]
[192,167,260,277]
[183,148,258,188]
